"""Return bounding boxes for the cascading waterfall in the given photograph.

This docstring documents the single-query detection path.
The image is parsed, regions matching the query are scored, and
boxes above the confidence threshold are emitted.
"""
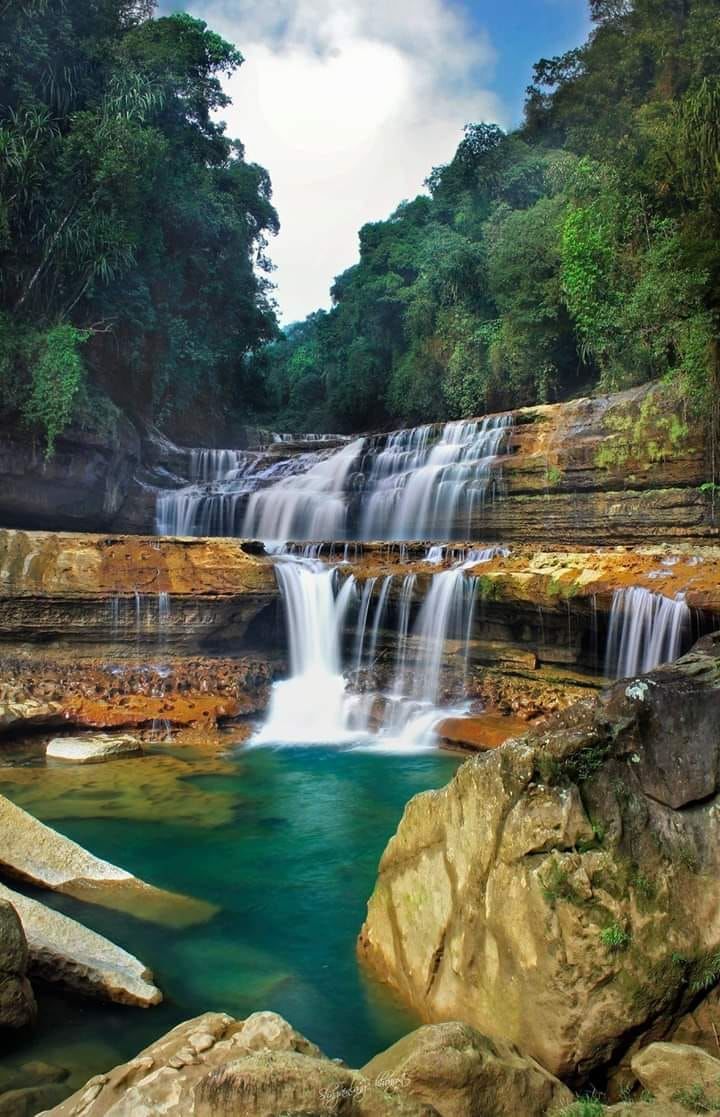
[257,550,491,749]
[360,415,512,541]
[155,443,347,537]
[605,587,691,678]
[242,439,365,546]
[254,557,359,743]
[154,411,513,544]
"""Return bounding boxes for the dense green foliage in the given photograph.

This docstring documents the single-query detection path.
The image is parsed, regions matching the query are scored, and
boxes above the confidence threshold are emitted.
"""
[262,0,720,435]
[0,0,278,452]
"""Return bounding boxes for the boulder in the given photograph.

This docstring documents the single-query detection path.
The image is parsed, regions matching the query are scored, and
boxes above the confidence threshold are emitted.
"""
[631,1042,720,1107]
[0,793,133,892]
[671,987,720,1058]
[0,900,35,1029]
[0,883,161,1007]
[0,698,64,737]
[362,1022,573,1117]
[46,734,142,763]
[359,641,720,1079]
[44,1011,439,1116]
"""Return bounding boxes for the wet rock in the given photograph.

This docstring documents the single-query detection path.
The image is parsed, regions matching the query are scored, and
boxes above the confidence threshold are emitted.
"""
[631,1042,720,1107]
[359,639,720,1079]
[46,734,142,763]
[362,1021,574,1117]
[0,900,35,1029]
[44,1011,438,1116]
[0,883,162,1007]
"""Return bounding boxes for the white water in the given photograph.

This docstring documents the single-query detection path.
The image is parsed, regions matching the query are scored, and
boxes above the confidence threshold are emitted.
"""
[256,554,482,750]
[360,415,512,541]
[242,439,365,546]
[605,587,691,678]
[155,444,344,537]
[254,557,363,744]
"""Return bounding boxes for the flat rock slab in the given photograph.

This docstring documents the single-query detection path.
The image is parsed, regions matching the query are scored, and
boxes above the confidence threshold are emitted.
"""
[0,883,162,1008]
[46,734,142,763]
[0,793,215,928]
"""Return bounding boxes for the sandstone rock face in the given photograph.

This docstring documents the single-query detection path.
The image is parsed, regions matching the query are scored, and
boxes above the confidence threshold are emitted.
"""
[477,383,714,545]
[359,639,720,1079]
[0,529,278,656]
[0,899,35,1030]
[362,1022,573,1117]
[46,735,142,763]
[670,987,720,1058]
[44,1011,440,1117]
[631,1042,720,1107]
[0,884,162,1008]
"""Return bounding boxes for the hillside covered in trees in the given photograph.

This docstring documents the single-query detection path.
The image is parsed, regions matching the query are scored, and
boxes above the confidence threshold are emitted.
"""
[261,0,720,442]
[1,0,719,457]
[0,0,278,452]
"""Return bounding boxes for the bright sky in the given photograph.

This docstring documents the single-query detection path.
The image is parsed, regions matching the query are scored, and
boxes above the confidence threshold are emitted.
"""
[156,0,590,323]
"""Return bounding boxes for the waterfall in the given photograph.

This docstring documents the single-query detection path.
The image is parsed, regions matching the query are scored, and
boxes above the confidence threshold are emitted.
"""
[242,439,365,546]
[360,415,512,541]
[256,556,481,750]
[254,558,359,743]
[605,587,691,678]
[154,410,513,543]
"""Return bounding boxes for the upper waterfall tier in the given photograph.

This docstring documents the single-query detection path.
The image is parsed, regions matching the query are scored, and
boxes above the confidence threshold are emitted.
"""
[157,414,514,544]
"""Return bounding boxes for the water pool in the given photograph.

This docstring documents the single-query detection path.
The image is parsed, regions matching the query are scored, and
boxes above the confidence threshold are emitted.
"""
[0,738,459,1087]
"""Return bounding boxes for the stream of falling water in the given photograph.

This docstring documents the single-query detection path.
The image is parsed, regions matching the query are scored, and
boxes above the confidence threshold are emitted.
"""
[255,552,495,750]
[604,587,691,678]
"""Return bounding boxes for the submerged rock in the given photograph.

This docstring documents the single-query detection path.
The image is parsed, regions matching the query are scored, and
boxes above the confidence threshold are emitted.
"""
[359,638,720,1079]
[46,734,142,763]
[0,792,214,926]
[362,1021,573,1117]
[0,883,162,1008]
[0,899,35,1029]
[0,793,134,892]
[44,1011,439,1116]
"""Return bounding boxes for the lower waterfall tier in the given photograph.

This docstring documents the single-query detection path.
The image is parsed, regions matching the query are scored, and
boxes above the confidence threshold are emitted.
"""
[1,529,718,747]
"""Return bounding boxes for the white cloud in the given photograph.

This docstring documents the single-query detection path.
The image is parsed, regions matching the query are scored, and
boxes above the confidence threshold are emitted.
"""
[187,0,506,322]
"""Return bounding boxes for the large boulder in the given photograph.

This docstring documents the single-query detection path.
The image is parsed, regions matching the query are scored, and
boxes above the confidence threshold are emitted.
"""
[44,1011,439,1117]
[359,640,720,1079]
[0,883,161,1008]
[0,900,35,1029]
[631,1042,720,1108]
[362,1022,573,1117]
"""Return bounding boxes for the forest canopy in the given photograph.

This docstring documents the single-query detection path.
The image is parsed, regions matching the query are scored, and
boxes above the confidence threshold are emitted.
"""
[0,0,278,452]
[1,0,719,451]
[261,0,720,436]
